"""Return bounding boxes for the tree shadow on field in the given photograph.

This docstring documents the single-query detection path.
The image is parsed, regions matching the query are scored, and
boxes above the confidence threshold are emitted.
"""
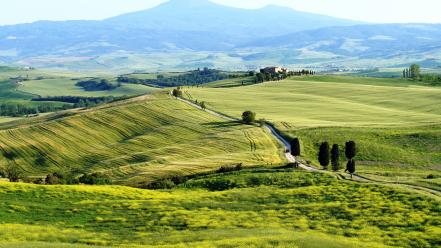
[202,121,242,129]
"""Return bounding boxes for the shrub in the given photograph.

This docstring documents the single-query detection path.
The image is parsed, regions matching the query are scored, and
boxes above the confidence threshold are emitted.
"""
[145,179,176,190]
[217,163,243,173]
[45,172,79,185]
[79,173,111,185]
[242,111,256,124]
[3,165,22,182]
[172,88,183,98]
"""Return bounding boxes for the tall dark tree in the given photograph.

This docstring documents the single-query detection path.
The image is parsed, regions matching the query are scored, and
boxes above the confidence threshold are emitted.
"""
[345,141,357,177]
[290,138,301,166]
[346,160,356,178]
[318,142,330,170]
[331,144,340,172]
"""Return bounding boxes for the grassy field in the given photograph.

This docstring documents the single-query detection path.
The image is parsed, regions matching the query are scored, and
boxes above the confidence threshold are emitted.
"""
[0,93,283,186]
[0,169,440,247]
[186,75,441,185]
[202,76,256,88]
[18,78,155,98]
[190,76,441,128]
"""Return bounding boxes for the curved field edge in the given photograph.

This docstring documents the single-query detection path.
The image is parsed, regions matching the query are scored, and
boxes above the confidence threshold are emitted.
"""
[0,170,439,247]
[0,93,284,186]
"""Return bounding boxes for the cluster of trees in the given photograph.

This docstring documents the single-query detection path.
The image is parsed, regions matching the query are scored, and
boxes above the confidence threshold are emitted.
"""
[420,74,441,86]
[0,166,111,185]
[403,64,421,79]
[318,141,357,176]
[0,103,71,117]
[402,64,441,85]
[288,70,316,76]
[254,72,287,83]
[76,79,120,91]
[33,96,126,109]
[119,68,230,87]
[254,69,315,84]
[290,138,357,176]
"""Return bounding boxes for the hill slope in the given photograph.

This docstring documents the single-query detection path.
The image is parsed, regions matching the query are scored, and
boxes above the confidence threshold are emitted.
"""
[186,76,441,187]
[0,93,283,186]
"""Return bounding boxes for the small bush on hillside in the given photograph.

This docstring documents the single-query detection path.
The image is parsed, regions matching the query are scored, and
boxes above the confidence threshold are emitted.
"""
[45,172,79,185]
[242,111,256,124]
[217,163,243,173]
[145,179,176,190]
[3,165,22,182]
[79,173,112,185]
[172,88,183,98]
[142,175,187,189]
[426,174,436,179]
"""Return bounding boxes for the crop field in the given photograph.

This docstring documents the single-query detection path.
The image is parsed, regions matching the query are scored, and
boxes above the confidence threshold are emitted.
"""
[0,169,440,248]
[190,76,441,128]
[202,76,256,88]
[186,75,441,183]
[18,78,155,98]
[0,93,283,186]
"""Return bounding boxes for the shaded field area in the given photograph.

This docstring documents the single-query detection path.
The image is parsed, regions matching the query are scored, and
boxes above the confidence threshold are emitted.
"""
[0,169,440,248]
[0,93,283,186]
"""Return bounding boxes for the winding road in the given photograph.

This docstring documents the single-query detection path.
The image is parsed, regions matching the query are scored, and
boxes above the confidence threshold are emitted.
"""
[173,93,441,199]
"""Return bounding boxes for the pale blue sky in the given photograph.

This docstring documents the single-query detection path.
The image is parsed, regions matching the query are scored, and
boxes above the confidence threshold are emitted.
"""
[1,0,441,25]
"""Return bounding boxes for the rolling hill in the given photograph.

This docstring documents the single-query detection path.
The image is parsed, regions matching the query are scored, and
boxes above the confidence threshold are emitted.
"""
[0,93,283,186]
[186,76,441,189]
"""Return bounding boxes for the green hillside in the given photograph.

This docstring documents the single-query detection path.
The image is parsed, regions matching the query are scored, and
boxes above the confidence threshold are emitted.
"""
[186,76,441,186]
[0,93,283,186]
[19,78,154,98]
[1,169,440,247]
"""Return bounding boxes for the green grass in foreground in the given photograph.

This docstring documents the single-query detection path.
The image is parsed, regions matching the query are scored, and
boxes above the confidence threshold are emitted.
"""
[0,169,440,247]
[0,93,283,186]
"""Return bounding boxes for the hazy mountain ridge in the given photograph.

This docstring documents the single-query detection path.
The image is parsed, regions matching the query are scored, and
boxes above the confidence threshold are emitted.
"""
[1,0,441,70]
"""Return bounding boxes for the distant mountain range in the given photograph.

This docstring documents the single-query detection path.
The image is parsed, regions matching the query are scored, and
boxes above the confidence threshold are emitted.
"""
[1,0,441,71]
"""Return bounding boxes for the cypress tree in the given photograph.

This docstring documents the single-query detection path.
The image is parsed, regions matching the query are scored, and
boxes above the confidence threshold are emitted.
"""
[290,138,301,158]
[345,141,357,177]
[318,142,330,170]
[331,144,340,171]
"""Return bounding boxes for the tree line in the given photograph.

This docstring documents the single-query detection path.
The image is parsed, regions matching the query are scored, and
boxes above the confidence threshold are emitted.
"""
[254,69,316,84]
[402,64,441,85]
[118,68,231,87]
[76,79,120,91]
[0,103,71,117]
[290,138,357,177]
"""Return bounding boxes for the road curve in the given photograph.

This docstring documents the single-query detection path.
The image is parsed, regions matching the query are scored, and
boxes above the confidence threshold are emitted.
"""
[173,93,441,198]
[174,93,318,171]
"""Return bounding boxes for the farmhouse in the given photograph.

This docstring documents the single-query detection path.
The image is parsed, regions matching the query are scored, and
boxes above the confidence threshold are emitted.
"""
[260,66,288,74]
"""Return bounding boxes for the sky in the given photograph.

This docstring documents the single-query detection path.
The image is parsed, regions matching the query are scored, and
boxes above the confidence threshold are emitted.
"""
[1,0,441,25]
